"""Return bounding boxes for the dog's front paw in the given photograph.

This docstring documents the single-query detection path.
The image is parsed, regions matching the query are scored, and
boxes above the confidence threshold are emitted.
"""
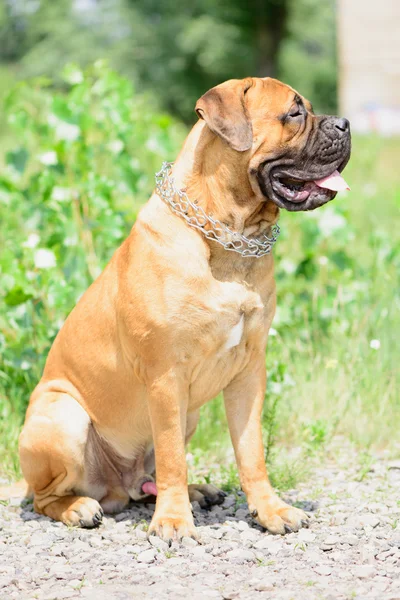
[251,496,310,534]
[148,511,197,543]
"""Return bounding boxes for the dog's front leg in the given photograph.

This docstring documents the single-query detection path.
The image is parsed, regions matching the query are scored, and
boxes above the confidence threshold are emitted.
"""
[224,358,309,534]
[147,370,196,542]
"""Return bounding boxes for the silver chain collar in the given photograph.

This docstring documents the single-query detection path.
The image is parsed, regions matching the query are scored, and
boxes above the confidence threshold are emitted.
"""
[155,162,280,258]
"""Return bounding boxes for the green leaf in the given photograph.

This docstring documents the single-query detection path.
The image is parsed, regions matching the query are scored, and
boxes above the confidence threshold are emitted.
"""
[62,64,84,86]
[6,148,29,174]
[4,287,34,307]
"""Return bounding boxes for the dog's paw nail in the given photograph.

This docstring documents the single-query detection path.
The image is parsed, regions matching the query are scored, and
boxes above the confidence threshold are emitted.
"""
[301,519,310,528]
[219,491,227,498]
[92,512,102,526]
[99,508,104,516]
[250,509,258,518]
[284,524,293,534]
[79,519,86,527]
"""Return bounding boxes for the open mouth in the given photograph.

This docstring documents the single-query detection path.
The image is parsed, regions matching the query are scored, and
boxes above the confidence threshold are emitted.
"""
[272,170,350,205]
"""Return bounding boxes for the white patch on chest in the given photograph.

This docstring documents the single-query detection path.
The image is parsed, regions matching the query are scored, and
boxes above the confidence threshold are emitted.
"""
[223,314,245,351]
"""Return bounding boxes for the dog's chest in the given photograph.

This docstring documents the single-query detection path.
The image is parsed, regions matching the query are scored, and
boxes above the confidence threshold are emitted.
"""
[223,314,245,351]
[187,280,272,408]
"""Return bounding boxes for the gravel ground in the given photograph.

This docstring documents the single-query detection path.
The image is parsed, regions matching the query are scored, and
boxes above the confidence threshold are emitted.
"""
[1,444,400,600]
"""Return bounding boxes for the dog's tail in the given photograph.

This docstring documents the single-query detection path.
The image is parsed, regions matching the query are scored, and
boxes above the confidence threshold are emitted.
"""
[0,479,32,501]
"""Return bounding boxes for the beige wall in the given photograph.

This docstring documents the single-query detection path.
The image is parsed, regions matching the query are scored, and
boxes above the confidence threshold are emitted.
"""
[338,0,400,133]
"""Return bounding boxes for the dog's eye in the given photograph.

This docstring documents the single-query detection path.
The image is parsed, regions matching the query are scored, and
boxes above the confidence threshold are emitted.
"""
[288,105,302,118]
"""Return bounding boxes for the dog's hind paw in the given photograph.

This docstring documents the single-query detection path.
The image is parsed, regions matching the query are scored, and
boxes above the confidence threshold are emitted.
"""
[60,497,104,528]
[188,483,226,510]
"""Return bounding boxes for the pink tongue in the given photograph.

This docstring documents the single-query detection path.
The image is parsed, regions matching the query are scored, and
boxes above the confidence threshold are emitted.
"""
[314,170,350,192]
[142,481,158,496]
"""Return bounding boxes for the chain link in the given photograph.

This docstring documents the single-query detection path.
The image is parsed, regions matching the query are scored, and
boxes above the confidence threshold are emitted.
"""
[155,162,280,258]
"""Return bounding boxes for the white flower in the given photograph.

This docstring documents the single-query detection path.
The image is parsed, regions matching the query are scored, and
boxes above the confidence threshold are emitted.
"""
[64,66,83,85]
[23,233,40,248]
[314,207,347,237]
[64,234,78,247]
[34,248,56,269]
[108,140,124,154]
[269,381,282,394]
[369,339,381,350]
[52,187,71,202]
[318,255,328,266]
[39,151,58,166]
[146,137,163,153]
[14,304,27,317]
[280,259,297,275]
[57,122,80,142]
[48,114,80,141]
[130,158,140,170]
[269,327,278,337]
[20,361,31,371]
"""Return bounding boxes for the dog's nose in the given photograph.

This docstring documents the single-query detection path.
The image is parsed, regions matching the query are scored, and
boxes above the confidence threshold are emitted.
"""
[334,117,350,133]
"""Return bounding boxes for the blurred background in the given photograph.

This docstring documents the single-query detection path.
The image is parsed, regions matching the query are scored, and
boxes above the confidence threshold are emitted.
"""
[0,0,399,486]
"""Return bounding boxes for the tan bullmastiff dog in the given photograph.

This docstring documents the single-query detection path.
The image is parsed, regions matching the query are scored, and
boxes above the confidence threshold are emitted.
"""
[16,77,351,542]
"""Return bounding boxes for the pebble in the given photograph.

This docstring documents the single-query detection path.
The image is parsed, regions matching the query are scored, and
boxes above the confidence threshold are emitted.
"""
[253,537,281,553]
[0,443,398,600]
[181,536,198,547]
[149,535,169,551]
[137,549,156,563]
[254,582,275,591]
[347,514,380,529]
[388,460,400,470]
[354,565,377,578]
[298,529,316,542]
[225,548,255,562]
[323,534,340,545]
[135,528,148,540]
[314,565,332,576]
[193,548,213,563]
[342,534,359,546]
[235,511,248,522]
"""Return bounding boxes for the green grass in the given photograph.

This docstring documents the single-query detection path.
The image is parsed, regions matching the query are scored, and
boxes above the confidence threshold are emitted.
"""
[272,135,400,450]
[189,134,400,483]
[0,67,399,485]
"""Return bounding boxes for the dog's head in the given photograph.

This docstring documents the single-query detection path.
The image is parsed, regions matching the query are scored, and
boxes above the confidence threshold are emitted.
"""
[195,77,351,212]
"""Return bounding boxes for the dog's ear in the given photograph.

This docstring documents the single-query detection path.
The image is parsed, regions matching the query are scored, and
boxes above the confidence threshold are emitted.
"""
[195,78,253,152]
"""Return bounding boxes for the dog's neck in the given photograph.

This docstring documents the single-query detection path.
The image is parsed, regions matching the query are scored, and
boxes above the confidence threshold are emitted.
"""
[172,122,279,239]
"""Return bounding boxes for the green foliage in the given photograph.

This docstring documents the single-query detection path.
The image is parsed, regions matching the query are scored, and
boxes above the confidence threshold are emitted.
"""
[0,0,336,121]
[0,65,399,487]
[301,419,330,453]
[280,0,337,113]
[191,136,400,483]
[271,135,400,450]
[0,63,184,477]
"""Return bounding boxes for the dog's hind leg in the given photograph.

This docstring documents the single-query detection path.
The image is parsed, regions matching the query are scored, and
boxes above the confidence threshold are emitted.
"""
[185,410,227,509]
[19,392,103,527]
